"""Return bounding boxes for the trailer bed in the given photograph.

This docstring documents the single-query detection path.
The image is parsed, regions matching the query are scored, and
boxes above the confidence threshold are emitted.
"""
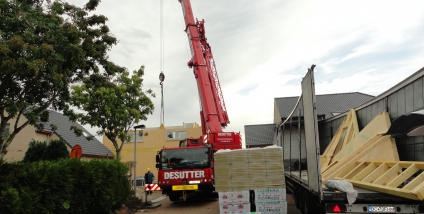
[285,170,419,204]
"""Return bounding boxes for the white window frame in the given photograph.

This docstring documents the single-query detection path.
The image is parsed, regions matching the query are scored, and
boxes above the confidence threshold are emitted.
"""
[128,131,144,143]
[166,130,187,140]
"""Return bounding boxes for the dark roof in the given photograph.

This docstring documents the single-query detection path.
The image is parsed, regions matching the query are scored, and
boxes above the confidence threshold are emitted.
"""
[43,110,114,158]
[275,92,374,120]
[244,124,274,148]
[244,92,375,147]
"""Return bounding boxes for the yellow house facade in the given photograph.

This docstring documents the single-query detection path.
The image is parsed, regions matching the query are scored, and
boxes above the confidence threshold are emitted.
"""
[3,110,114,162]
[103,122,203,181]
[4,117,60,162]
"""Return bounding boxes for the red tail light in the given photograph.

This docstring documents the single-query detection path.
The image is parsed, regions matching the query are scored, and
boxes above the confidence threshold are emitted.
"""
[326,204,347,213]
[334,205,341,212]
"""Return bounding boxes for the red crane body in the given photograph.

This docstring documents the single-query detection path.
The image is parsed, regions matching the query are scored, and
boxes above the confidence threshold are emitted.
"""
[179,0,241,150]
[156,0,241,201]
[180,0,227,134]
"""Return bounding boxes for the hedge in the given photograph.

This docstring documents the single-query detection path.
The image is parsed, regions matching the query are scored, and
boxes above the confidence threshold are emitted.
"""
[0,159,131,214]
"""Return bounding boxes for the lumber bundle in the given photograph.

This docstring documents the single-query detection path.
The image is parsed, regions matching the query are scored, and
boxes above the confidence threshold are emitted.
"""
[320,111,424,200]
[214,146,285,192]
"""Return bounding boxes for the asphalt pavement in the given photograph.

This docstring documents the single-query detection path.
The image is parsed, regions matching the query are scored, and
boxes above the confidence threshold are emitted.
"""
[135,190,301,214]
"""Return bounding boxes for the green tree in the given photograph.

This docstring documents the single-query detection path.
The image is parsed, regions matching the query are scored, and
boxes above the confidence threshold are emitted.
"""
[22,140,47,162]
[0,0,126,159]
[70,66,154,160]
[44,139,70,161]
[23,139,69,162]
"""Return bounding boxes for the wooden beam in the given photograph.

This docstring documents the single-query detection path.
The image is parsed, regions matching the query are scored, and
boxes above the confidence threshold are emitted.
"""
[352,162,377,181]
[342,161,367,180]
[404,172,424,191]
[333,111,399,163]
[347,180,420,200]
[386,164,418,188]
[322,134,385,182]
[339,161,424,200]
[362,163,390,183]
[321,109,359,171]
[373,163,402,186]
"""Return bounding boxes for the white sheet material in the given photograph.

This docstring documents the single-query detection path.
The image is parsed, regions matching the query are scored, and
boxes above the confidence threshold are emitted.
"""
[324,180,358,204]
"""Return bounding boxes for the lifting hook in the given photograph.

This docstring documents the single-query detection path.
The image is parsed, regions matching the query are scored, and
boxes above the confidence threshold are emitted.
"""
[159,72,165,85]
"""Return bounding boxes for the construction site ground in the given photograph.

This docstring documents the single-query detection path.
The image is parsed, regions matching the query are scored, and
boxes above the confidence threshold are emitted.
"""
[127,189,301,214]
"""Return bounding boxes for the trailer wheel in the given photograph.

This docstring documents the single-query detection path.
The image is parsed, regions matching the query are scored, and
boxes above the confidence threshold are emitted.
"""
[169,195,179,202]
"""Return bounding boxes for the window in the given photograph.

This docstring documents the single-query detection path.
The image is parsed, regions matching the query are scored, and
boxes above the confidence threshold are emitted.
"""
[166,131,187,140]
[128,131,144,143]
[160,148,210,170]
[4,123,10,138]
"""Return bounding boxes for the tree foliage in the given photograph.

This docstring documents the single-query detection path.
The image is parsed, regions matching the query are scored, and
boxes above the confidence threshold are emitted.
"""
[22,140,47,162]
[0,159,131,213]
[23,139,69,162]
[70,66,155,160]
[23,140,47,162]
[0,0,125,159]
[43,139,70,160]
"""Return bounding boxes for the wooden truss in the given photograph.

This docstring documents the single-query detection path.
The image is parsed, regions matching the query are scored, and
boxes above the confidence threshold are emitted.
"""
[334,160,424,201]
[321,109,359,172]
[320,111,424,200]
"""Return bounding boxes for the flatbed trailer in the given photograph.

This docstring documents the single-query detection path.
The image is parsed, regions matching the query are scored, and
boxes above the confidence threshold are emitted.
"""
[276,66,424,214]
[285,170,424,213]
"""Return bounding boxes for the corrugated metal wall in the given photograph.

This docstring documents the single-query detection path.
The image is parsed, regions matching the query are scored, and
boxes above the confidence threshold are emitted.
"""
[319,71,424,161]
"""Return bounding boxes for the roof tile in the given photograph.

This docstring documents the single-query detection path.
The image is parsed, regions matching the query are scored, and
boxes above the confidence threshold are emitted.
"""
[43,110,114,157]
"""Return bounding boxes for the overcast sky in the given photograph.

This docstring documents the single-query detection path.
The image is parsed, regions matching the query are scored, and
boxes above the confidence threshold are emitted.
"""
[67,0,424,145]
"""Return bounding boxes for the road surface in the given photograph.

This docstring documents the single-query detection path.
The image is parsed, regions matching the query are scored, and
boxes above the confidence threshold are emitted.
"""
[136,191,301,214]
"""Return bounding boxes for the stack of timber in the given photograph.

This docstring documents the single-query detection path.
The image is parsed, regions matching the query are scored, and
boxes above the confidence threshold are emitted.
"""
[321,110,424,201]
[214,146,285,192]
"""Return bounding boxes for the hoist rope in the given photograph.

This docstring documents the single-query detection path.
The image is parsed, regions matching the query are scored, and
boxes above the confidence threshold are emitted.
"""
[159,0,165,125]
[177,2,191,62]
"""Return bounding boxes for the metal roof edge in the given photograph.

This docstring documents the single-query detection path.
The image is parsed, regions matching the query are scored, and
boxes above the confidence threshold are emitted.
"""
[324,66,424,122]
[244,123,275,127]
[274,92,374,100]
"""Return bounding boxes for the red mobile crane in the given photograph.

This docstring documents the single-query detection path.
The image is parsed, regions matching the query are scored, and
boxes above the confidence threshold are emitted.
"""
[155,0,242,201]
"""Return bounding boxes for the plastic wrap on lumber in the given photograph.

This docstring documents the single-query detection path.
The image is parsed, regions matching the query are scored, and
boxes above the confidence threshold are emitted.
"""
[214,145,285,192]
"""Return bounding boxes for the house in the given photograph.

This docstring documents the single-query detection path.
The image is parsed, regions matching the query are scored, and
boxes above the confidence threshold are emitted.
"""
[3,110,114,161]
[102,122,203,182]
[245,92,375,148]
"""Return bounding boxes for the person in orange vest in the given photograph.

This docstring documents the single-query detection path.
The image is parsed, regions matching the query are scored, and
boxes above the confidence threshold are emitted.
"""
[145,168,155,195]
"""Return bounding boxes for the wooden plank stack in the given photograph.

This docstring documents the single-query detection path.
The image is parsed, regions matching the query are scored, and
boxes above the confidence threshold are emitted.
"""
[214,146,285,192]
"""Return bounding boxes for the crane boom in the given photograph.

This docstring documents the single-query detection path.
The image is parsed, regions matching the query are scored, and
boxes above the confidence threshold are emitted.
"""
[156,0,242,202]
[179,0,229,134]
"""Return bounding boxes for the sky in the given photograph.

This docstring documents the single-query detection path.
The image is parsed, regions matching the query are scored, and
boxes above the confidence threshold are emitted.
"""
[66,0,424,146]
